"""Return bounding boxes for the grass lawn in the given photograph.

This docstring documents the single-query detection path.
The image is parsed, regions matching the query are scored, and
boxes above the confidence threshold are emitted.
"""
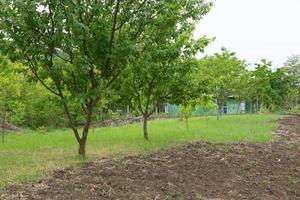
[0,114,282,188]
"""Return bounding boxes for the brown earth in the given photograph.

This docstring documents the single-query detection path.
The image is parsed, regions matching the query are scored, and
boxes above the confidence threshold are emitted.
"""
[1,116,300,200]
[0,121,20,132]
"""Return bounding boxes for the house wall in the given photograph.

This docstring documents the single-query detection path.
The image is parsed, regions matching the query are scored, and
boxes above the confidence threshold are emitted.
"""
[165,99,253,117]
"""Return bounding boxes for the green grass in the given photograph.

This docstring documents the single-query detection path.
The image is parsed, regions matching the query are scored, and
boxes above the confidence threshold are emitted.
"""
[0,114,281,188]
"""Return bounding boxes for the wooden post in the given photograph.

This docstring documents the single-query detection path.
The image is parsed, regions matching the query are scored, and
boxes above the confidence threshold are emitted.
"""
[2,92,7,143]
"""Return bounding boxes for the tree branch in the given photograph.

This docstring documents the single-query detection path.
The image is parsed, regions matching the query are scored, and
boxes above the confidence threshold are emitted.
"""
[103,0,121,77]
[26,56,60,96]
[136,91,145,116]
[106,74,119,88]
[114,0,148,31]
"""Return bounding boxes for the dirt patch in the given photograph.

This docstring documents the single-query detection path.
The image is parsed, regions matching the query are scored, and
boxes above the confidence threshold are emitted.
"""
[93,115,171,128]
[1,116,300,200]
[0,121,20,132]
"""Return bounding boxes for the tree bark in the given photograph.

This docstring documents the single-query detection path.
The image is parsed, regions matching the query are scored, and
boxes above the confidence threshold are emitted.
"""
[221,104,224,115]
[143,115,149,140]
[256,97,259,113]
[2,113,5,144]
[78,138,86,155]
[2,92,7,144]
[217,104,223,120]
[236,101,241,114]
[185,117,189,130]
[78,100,95,156]
[139,83,154,140]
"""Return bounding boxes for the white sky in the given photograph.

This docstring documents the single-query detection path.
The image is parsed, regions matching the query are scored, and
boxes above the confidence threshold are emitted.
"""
[195,0,300,69]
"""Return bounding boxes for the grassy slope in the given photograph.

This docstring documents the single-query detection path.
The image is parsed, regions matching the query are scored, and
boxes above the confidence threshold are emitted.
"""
[0,114,281,188]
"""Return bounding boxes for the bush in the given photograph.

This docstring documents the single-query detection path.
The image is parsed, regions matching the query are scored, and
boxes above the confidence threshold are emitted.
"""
[291,105,300,113]
[258,107,270,114]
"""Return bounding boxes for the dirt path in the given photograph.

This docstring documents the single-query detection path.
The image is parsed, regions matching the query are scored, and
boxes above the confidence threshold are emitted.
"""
[1,116,300,200]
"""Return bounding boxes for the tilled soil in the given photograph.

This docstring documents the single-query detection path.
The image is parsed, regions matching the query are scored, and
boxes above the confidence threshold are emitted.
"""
[1,116,300,200]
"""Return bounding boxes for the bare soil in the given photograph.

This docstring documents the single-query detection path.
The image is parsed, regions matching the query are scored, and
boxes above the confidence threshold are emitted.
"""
[1,116,300,200]
[0,122,20,132]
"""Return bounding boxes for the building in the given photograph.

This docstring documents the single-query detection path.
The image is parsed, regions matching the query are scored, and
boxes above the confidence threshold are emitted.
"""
[164,97,254,117]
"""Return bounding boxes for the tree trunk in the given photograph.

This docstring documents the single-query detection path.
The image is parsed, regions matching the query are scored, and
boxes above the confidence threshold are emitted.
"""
[221,104,224,115]
[2,93,7,144]
[256,97,259,113]
[78,138,86,156]
[236,102,241,114]
[185,117,189,130]
[205,112,208,120]
[76,123,92,157]
[217,104,223,120]
[2,113,5,144]
[78,126,89,157]
[143,116,149,140]
[78,100,95,156]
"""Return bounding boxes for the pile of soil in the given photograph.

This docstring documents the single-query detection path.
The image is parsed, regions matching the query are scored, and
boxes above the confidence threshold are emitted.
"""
[0,121,20,132]
[93,115,168,128]
[93,117,142,127]
[1,116,300,199]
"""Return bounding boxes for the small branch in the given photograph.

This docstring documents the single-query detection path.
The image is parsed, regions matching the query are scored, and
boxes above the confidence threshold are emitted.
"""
[114,0,148,31]
[82,99,95,139]
[104,0,121,77]
[136,91,145,116]
[106,74,119,88]
[55,52,72,63]
[26,57,60,96]
[57,89,81,143]
[81,103,88,115]
[131,8,165,40]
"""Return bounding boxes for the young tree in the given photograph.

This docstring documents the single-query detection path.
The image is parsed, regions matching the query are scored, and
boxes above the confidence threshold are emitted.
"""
[196,95,217,120]
[0,70,20,143]
[250,59,274,112]
[0,0,209,155]
[269,68,295,111]
[233,70,252,114]
[248,59,297,112]
[283,55,300,107]
[179,101,196,130]
[284,55,300,86]
[120,0,212,139]
[197,48,247,118]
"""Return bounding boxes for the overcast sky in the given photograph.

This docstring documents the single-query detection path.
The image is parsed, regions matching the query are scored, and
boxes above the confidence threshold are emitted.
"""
[195,0,300,69]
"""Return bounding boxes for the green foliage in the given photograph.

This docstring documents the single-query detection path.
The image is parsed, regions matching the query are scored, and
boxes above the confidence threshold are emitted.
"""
[284,55,300,87]
[179,100,198,130]
[0,60,22,130]
[0,0,215,154]
[0,58,66,129]
[116,0,212,138]
[179,103,195,119]
[250,59,297,112]
[283,55,300,108]
[13,82,66,128]
[0,60,21,98]
[258,106,270,115]
[196,95,218,119]
[291,105,300,113]
[196,48,247,111]
[250,59,274,111]
[196,53,299,114]
[287,175,297,185]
